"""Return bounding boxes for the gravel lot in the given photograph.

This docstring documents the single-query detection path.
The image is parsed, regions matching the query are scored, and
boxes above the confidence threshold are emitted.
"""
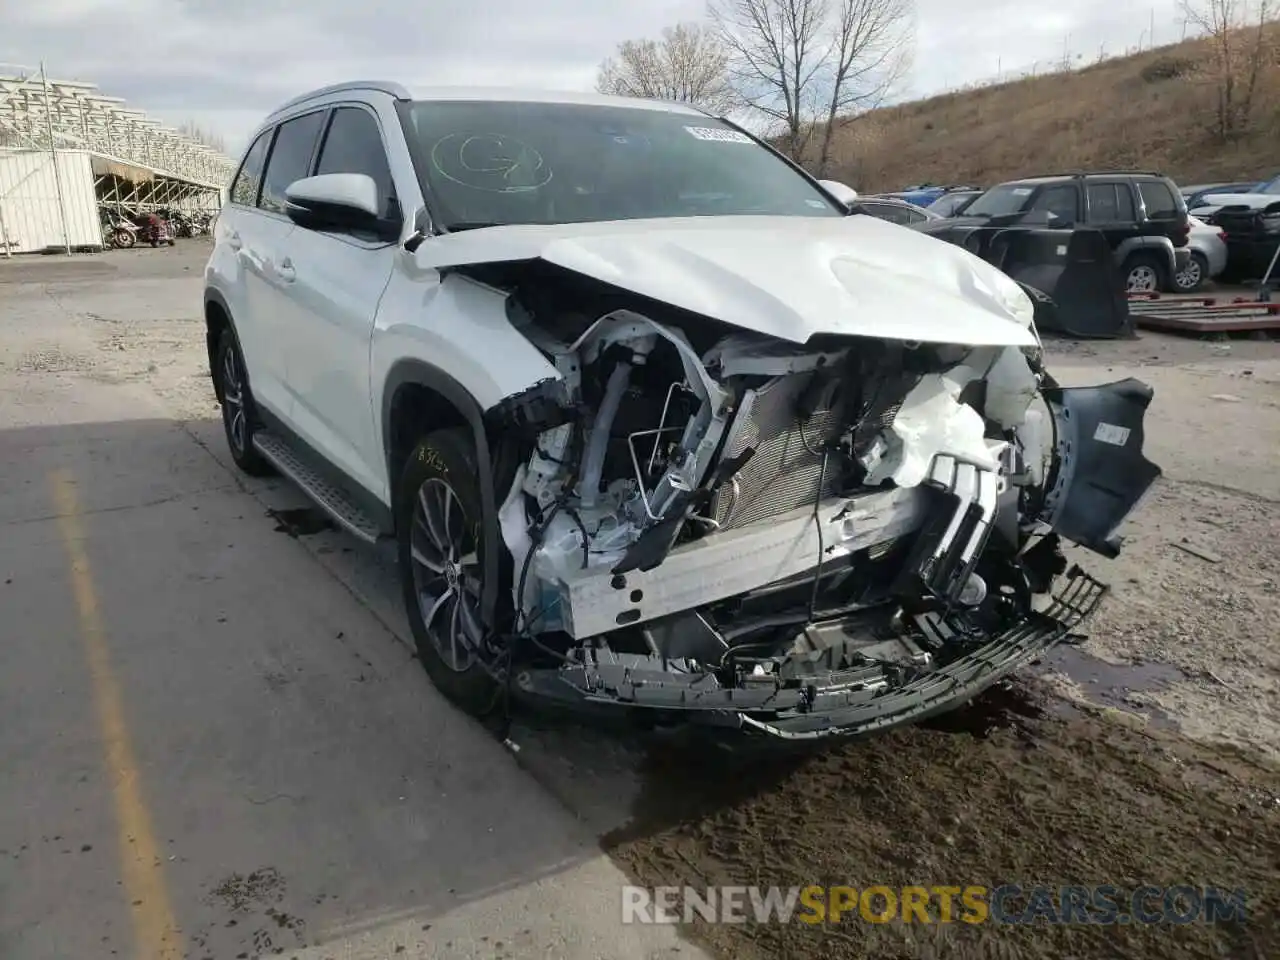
[2,242,1278,960]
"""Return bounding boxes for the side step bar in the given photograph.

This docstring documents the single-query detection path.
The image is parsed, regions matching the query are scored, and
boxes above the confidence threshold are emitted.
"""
[252,430,382,543]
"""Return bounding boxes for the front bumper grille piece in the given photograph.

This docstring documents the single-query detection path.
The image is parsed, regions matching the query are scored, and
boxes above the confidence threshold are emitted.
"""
[517,565,1108,742]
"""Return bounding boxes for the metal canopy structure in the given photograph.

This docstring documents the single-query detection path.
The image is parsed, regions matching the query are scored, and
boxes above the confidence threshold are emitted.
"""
[0,67,235,212]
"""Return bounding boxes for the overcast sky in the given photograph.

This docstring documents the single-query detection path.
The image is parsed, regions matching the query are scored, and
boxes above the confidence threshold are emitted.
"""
[2,0,1192,155]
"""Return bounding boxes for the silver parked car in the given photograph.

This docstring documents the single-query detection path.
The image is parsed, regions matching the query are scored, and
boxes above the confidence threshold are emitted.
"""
[1174,215,1229,292]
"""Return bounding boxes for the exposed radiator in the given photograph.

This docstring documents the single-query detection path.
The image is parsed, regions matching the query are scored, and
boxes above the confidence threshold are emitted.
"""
[711,372,843,529]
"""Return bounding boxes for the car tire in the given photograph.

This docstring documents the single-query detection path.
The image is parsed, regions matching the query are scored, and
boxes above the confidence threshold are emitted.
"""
[1174,251,1209,292]
[215,327,273,477]
[396,428,500,717]
[1122,252,1168,294]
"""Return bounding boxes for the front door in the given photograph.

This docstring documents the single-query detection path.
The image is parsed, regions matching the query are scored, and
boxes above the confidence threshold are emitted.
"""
[274,104,400,501]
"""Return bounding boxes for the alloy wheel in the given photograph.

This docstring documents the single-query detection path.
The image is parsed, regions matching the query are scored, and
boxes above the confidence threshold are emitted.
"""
[221,346,247,454]
[1175,257,1203,291]
[1126,264,1159,293]
[409,478,484,672]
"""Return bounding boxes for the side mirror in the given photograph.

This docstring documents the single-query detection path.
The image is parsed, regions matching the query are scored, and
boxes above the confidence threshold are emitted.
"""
[285,173,400,241]
[818,178,859,211]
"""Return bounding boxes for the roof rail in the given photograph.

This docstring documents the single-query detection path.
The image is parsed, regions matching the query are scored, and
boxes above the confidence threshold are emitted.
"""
[265,80,412,120]
[1024,170,1167,179]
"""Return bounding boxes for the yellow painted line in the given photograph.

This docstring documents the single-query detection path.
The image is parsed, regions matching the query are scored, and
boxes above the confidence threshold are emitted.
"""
[51,470,183,960]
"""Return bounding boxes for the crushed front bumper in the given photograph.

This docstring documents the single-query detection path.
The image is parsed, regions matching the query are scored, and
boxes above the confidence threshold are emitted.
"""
[515,565,1108,741]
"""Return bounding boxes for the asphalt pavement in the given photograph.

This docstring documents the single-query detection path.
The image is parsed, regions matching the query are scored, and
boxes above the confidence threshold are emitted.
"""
[0,248,698,960]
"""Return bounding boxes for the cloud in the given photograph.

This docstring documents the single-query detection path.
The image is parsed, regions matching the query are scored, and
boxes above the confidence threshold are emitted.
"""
[2,0,1198,154]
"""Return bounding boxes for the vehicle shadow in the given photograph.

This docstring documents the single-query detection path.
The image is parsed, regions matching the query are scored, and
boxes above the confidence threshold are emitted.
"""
[0,415,628,960]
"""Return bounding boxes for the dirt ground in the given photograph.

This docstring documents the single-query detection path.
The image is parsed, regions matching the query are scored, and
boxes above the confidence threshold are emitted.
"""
[3,244,1278,960]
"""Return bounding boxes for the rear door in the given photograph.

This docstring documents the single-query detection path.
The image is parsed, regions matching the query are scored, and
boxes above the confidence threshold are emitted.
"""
[274,104,401,499]
[1083,180,1138,254]
[242,110,329,422]
[213,128,295,418]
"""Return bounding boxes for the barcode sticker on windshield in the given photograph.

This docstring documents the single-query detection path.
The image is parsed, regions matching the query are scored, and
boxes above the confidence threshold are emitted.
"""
[1093,422,1131,446]
[685,126,753,143]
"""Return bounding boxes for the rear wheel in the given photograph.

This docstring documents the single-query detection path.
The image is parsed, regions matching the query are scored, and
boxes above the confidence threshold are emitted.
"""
[1174,251,1208,292]
[1122,252,1167,293]
[215,328,273,476]
[397,429,500,716]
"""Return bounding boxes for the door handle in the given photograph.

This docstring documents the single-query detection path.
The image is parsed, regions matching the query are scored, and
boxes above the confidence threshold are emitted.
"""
[227,231,243,251]
[277,258,296,283]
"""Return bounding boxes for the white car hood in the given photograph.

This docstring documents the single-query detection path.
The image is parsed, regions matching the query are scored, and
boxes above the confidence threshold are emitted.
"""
[415,215,1038,347]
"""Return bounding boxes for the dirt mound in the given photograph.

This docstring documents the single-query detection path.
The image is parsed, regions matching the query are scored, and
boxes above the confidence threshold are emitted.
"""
[605,682,1280,960]
[826,26,1280,192]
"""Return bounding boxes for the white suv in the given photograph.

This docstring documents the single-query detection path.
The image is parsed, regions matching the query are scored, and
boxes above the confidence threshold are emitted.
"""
[205,83,1161,741]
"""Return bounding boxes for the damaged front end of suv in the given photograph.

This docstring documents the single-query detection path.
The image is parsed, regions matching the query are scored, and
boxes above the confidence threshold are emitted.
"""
[451,248,1162,742]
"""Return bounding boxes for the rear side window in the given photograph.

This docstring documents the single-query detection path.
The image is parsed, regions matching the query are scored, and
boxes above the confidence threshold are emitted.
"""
[315,107,397,220]
[1138,181,1179,218]
[229,130,272,207]
[259,111,328,214]
[1086,183,1136,222]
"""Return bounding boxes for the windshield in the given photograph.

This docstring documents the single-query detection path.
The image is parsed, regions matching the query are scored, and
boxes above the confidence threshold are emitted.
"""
[928,191,979,216]
[403,100,843,229]
[960,183,1036,218]
[1258,177,1280,195]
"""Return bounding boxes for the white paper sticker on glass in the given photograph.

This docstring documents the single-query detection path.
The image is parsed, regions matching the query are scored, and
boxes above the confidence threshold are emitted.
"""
[685,126,753,143]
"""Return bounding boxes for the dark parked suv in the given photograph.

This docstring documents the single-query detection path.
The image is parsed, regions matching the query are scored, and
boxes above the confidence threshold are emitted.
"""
[930,172,1191,292]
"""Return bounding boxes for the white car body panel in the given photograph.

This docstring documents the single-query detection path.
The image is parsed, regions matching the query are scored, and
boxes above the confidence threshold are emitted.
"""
[209,207,297,421]
[408,215,1039,349]
[279,228,396,498]
[1189,189,1280,217]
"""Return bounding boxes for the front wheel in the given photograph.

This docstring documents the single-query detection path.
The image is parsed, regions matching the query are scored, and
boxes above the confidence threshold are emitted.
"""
[215,328,273,476]
[396,428,500,716]
[113,228,135,249]
[1174,251,1208,292]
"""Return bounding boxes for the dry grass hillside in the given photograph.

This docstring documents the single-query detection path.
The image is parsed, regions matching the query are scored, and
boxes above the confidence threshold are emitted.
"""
[825,23,1280,192]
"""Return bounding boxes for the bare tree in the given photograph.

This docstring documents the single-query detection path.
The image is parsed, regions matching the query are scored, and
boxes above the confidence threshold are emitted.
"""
[596,22,738,114]
[1181,0,1277,140]
[709,0,913,171]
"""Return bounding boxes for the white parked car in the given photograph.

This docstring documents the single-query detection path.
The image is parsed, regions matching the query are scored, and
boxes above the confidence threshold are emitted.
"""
[205,83,1161,741]
[1186,173,1280,217]
[1175,215,1229,292]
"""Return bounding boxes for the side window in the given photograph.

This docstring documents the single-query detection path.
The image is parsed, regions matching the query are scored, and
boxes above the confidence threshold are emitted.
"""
[1086,183,1135,222]
[259,111,328,214]
[229,130,272,207]
[314,106,398,221]
[1138,181,1178,219]
[1087,184,1118,221]
[1030,185,1078,223]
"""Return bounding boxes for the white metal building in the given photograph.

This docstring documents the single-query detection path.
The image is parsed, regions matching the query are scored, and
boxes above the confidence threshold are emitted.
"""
[0,68,236,254]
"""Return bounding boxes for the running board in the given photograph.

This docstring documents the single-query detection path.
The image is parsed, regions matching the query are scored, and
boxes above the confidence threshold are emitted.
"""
[252,430,382,543]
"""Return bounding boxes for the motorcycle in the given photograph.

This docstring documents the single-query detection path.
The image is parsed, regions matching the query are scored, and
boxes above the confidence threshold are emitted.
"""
[101,211,139,249]
[137,214,176,247]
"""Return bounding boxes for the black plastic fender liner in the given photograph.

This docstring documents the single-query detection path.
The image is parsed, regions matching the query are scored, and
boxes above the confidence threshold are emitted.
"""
[1040,378,1163,558]
[381,358,505,625]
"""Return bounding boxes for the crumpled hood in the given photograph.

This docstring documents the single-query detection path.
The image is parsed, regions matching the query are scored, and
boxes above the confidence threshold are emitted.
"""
[416,215,1038,347]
